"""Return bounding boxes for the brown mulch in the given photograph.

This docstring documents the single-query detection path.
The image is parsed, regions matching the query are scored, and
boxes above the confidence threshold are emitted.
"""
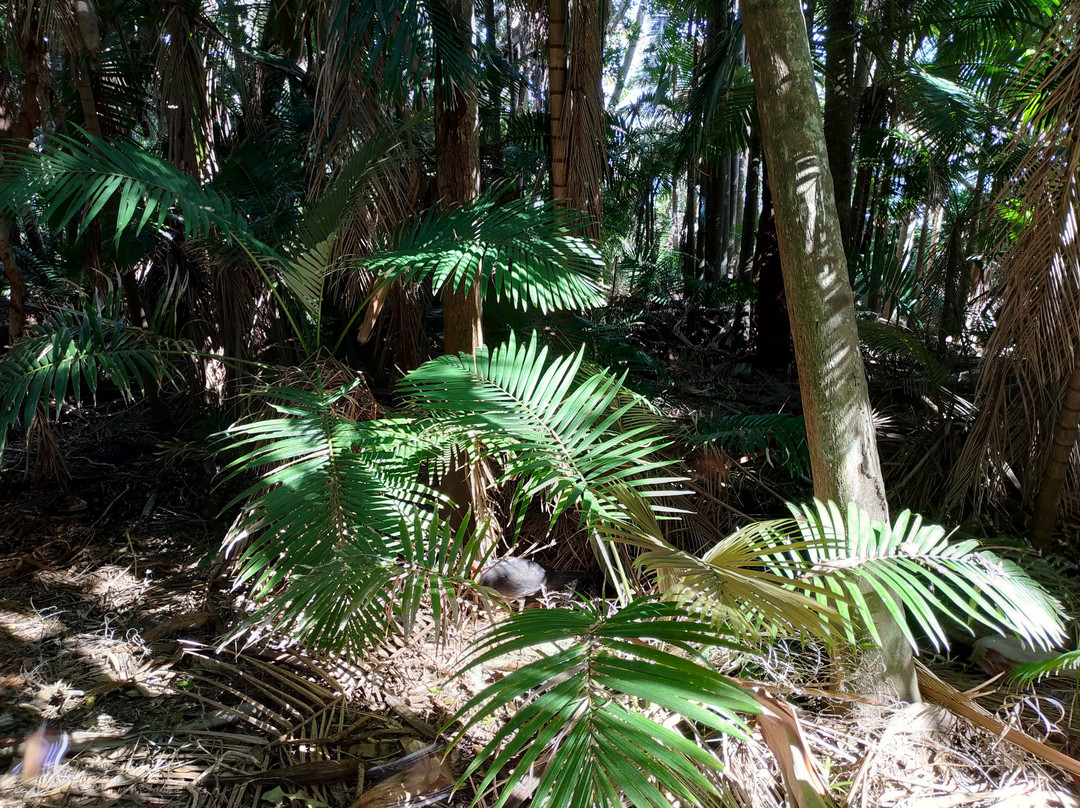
[1,404,1079,808]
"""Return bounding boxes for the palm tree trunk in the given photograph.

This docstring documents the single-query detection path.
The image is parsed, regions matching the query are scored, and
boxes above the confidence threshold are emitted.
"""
[437,0,482,356]
[548,0,570,204]
[0,1,50,345]
[823,0,857,257]
[609,0,646,108]
[1030,361,1080,550]
[741,0,919,702]
[0,223,26,347]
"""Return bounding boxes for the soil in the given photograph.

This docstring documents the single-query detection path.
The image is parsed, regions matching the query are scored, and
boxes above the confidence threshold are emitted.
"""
[1,401,1078,808]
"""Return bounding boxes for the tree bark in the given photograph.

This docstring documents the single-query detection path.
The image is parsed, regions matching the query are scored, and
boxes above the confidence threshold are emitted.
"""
[608,0,646,108]
[548,0,570,205]
[436,0,482,356]
[435,0,483,529]
[0,0,49,345]
[1030,361,1080,550]
[741,0,919,702]
[823,0,857,257]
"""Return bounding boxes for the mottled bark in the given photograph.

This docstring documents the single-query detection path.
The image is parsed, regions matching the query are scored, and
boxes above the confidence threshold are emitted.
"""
[742,0,918,702]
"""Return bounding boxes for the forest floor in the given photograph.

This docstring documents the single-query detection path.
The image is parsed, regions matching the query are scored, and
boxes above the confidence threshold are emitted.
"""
[1,369,1079,807]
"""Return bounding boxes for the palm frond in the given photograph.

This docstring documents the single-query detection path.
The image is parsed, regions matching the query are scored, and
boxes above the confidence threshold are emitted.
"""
[768,500,1067,653]
[857,319,954,395]
[226,513,490,656]
[450,598,759,808]
[399,332,687,533]
[632,528,844,642]
[691,413,810,478]
[219,375,443,600]
[0,297,178,454]
[0,132,252,248]
[1009,649,1080,685]
[364,192,607,313]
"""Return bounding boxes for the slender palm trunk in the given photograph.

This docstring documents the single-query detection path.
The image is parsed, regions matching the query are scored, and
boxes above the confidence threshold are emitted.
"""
[609,0,646,108]
[741,0,918,702]
[823,0,857,256]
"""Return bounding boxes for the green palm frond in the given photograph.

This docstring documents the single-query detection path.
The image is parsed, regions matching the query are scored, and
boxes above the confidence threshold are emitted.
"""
[853,228,925,324]
[219,375,443,600]
[857,319,954,395]
[767,500,1066,653]
[632,528,844,642]
[633,500,1066,657]
[691,413,809,478]
[1009,649,1080,685]
[399,332,687,533]
[0,132,254,248]
[450,599,759,808]
[0,298,178,454]
[226,513,490,657]
[0,131,323,340]
[332,0,479,102]
[896,64,988,158]
[364,193,607,313]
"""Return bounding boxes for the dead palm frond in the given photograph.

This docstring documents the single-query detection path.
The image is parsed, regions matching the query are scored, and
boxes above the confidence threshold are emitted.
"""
[948,3,1080,531]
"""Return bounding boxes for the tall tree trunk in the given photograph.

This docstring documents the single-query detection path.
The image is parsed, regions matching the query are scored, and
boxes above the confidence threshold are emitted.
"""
[437,0,483,356]
[0,225,25,347]
[751,174,791,369]
[482,0,503,163]
[823,0,857,257]
[564,0,605,239]
[436,0,483,529]
[1030,361,1080,550]
[608,0,646,108]
[548,0,570,204]
[0,0,49,344]
[738,133,762,278]
[741,0,919,703]
[681,166,698,291]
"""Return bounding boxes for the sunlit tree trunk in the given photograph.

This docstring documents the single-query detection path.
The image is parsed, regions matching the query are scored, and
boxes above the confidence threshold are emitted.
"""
[436,0,483,528]
[742,0,919,702]
[549,0,604,239]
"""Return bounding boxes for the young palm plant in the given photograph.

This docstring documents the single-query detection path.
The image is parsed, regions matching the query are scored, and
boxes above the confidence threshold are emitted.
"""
[217,331,1065,808]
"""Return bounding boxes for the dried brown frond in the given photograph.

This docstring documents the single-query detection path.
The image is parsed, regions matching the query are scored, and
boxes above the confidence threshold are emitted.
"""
[948,3,1080,520]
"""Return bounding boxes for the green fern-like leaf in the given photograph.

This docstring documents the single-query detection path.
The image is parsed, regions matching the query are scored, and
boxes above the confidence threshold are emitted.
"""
[1009,649,1080,686]
[450,598,759,808]
[219,375,443,598]
[364,193,607,313]
[399,332,687,533]
[0,299,177,454]
[767,500,1067,653]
